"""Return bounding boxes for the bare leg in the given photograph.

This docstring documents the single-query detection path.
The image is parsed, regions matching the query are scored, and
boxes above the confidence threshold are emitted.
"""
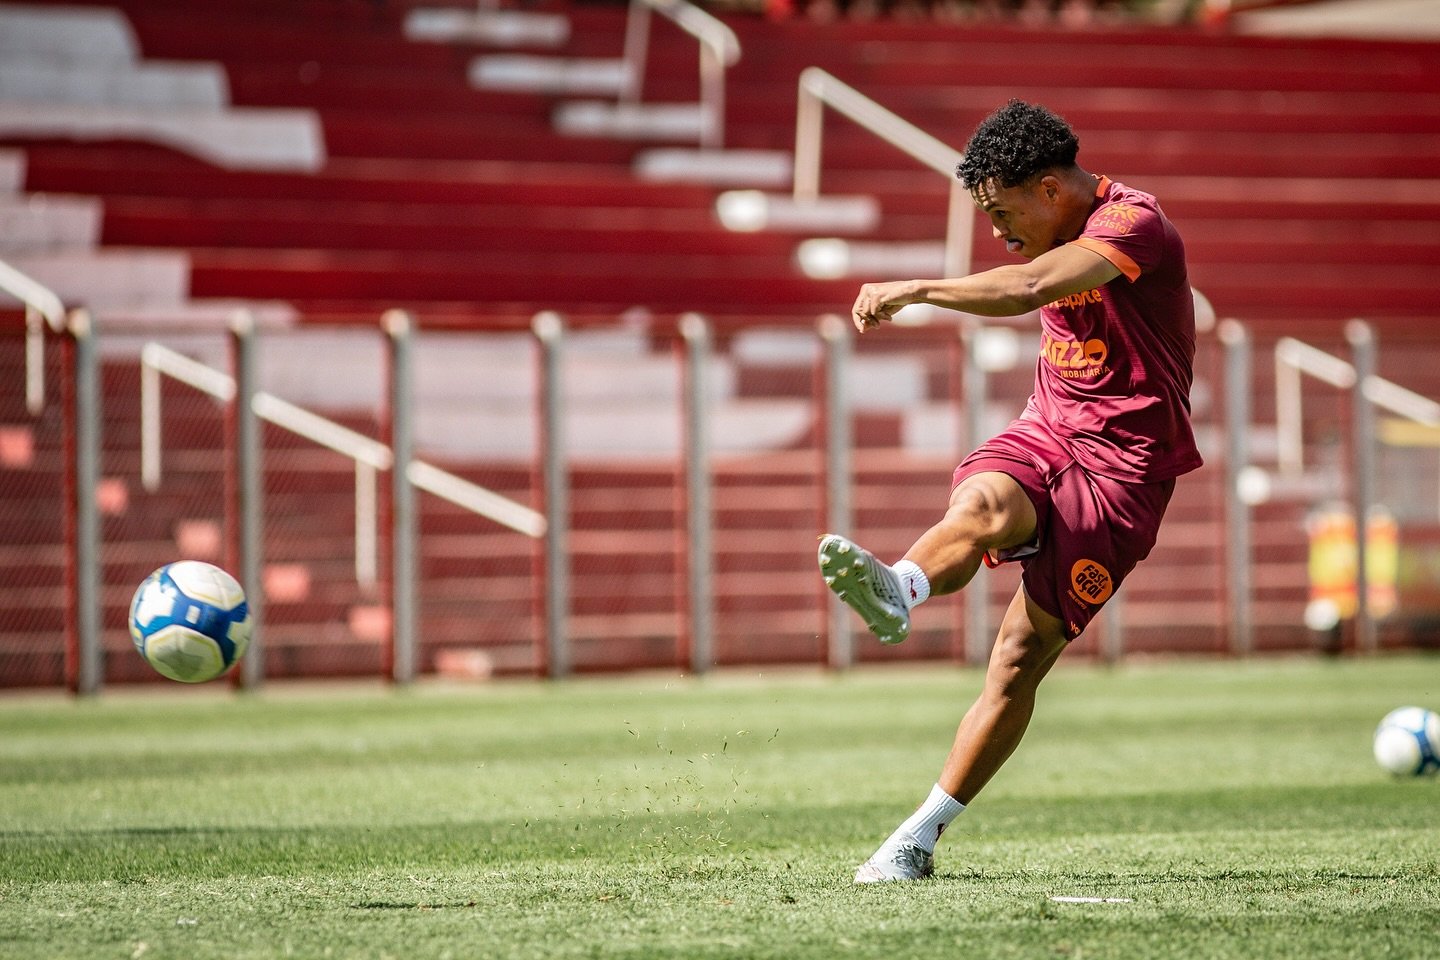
[902,471,1038,595]
[849,584,1067,882]
[940,586,1069,803]
[847,474,1061,881]
[874,469,1062,802]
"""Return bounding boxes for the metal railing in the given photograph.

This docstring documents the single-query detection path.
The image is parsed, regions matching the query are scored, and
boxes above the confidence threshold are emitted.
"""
[1262,319,1440,654]
[40,304,1437,692]
[0,256,66,414]
[141,330,546,576]
[137,312,548,685]
[620,0,740,149]
[793,68,975,279]
[1274,321,1440,510]
[141,339,394,589]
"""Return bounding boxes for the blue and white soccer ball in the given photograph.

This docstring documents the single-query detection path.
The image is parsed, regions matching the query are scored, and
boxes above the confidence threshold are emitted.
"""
[129,561,251,683]
[1372,706,1440,777]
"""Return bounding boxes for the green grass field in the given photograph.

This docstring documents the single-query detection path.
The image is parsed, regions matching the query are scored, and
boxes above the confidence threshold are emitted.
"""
[2,655,1437,959]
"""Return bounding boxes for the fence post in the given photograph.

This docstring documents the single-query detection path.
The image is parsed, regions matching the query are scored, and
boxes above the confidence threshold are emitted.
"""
[1347,319,1378,654]
[819,314,853,670]
[25,305,45,415]
[534,312,570,678]
[66,309,102,695]
[231,311,265,689]
[793,71,823,201]
[385,310,418,684]
[680,313,714,674]
[1101,584,1125,664]
[1220,319,1253,656]
[619,0,651,105]
[699,43,724,150]
[959,319,989,666]
[943,181,975,280]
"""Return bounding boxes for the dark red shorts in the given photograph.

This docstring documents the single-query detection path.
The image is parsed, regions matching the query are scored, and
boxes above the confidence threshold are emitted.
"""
[951,415,1175,640]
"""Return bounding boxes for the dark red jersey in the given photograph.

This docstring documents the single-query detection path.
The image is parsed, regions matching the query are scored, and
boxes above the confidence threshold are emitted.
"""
[1024,176,1203,483]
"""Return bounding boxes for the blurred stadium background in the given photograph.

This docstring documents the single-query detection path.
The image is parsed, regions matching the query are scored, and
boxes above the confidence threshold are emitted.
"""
[1,0,1438,691]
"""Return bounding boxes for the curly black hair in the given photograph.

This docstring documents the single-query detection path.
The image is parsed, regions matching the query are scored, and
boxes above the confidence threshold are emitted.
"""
[955,100,1080,190]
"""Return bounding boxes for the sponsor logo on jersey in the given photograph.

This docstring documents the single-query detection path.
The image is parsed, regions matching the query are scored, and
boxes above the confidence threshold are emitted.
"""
[1050,288,1104,310]
[1070,559,1114,605]
[1091,202,1141,236]
[1040,332,1110,380]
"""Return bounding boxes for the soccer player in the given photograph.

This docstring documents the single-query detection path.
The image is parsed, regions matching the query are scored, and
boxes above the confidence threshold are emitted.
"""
[820,99,1202,882]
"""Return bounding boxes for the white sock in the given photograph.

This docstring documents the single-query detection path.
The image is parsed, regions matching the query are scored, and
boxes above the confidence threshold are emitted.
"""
[892,783,965,853]
[892,560,931,609]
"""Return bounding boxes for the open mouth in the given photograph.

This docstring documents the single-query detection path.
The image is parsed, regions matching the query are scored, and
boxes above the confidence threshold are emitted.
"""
[1005,238,1023,254]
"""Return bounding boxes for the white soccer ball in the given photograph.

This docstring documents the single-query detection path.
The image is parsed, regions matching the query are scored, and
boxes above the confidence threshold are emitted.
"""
[1372,706,1440,777]
[129,561,251,683]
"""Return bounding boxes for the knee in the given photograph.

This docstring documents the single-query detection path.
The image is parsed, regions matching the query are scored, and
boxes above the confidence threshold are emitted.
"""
[946,480,1012,545]
[984,627,1065,700]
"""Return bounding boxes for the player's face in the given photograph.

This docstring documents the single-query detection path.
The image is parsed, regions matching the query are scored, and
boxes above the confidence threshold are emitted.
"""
[971,177,1062,260]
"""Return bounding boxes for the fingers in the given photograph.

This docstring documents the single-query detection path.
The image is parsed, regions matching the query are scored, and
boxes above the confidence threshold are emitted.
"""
[851,310,875,333]
[850,283,893,333]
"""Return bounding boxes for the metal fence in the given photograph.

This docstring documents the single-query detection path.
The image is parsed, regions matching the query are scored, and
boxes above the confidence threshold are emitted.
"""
[3,305,1437,692]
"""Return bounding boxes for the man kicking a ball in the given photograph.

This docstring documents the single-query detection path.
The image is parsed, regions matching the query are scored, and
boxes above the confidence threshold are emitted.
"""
[820,100,1203,883]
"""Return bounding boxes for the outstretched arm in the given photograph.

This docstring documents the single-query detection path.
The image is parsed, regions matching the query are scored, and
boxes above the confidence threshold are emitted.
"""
[850,242,1123,332]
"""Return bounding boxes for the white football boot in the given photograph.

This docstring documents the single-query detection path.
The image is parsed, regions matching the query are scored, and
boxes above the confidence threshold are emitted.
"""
[853,832,935,883]
[817,534,911,645]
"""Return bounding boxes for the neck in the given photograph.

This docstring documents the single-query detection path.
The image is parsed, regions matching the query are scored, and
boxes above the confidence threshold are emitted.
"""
[1057,166,1098,242]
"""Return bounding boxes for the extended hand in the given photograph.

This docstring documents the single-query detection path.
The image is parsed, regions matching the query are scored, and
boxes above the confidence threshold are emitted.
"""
[851,281,914,332]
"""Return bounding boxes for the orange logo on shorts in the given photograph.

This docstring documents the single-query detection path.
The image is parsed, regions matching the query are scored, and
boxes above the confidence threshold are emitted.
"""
[1070,559,1113,605]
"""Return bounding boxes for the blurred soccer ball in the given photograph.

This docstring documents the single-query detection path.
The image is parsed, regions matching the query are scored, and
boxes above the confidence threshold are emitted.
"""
[1372,706,1440,777]
[129,561,251,683]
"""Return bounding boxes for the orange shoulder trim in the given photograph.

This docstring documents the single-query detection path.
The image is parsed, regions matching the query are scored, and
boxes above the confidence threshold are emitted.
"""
[1073,236,1140,282]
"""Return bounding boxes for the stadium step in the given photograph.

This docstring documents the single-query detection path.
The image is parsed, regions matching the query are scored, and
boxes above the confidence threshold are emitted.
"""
[5,248,189,309]
[0,193,102,255]
[0,148,21,193]
[634,149,793,188]
[553,101,710,142]
[468,54,629,96]
[404,6,569,49]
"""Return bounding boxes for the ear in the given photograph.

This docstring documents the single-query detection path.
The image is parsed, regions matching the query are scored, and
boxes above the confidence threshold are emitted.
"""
[1038,174,1062,202]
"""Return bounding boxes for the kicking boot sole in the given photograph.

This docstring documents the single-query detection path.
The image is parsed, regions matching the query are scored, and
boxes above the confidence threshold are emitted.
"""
[817,535,910,645]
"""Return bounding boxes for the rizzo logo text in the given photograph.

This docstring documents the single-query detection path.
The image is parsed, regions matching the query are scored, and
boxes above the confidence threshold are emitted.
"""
[1040,332,1109,379]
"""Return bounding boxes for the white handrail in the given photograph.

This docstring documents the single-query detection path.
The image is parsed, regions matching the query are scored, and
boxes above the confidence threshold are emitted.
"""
[1275,337,1357,391]
[408,460,546,539]
[1,256,67,415]
[794,68,974,278]
[1274,336,1355,477]
[621,0,739,149]
[1274,335,1440,512]
[252,393,392,469]
[140,341,545,589]
[0,258,64,330]
[648,0,738,62]
[1362,377,1440,427]
[140,341,235,406]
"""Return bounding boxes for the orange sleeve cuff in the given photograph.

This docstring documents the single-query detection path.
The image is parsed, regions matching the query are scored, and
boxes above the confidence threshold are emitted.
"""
[1073,237,1141,282]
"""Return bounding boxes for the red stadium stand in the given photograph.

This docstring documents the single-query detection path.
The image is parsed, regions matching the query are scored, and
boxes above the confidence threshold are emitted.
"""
[2,0,1438,684]
[7,0,1439,325]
